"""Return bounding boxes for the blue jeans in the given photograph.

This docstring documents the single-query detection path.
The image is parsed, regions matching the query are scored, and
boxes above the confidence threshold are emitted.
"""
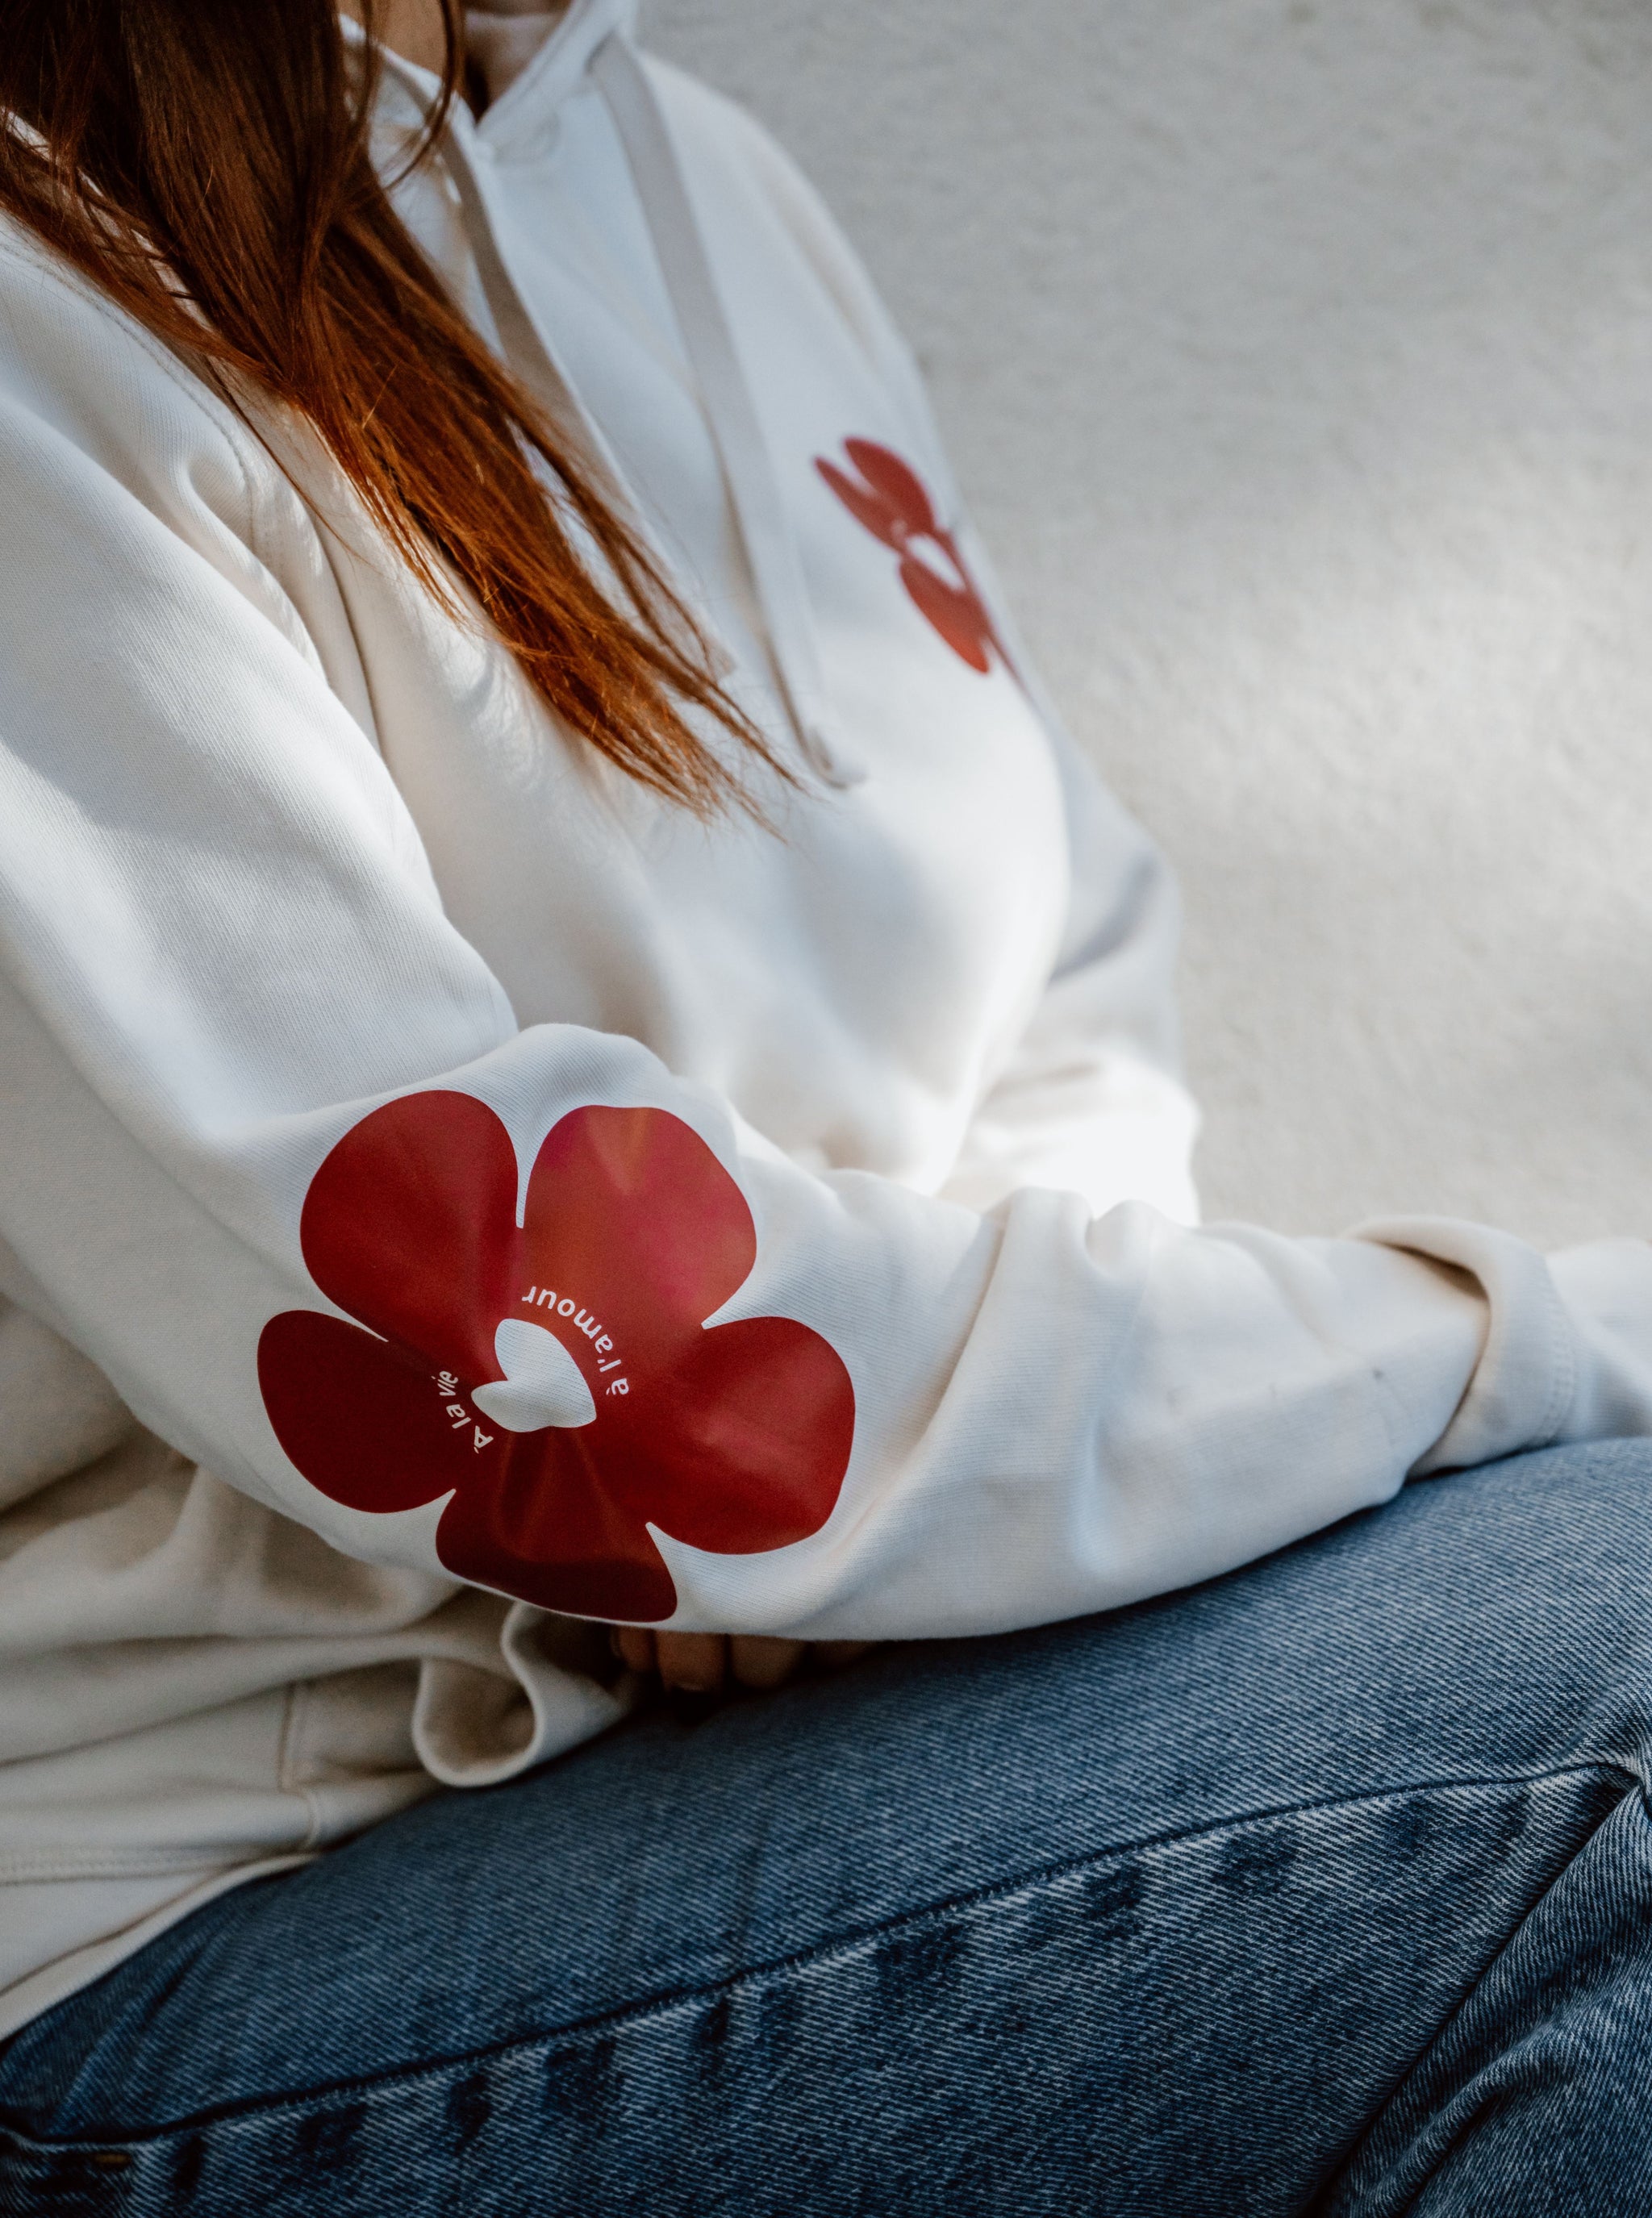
[5,1440,1652,2215]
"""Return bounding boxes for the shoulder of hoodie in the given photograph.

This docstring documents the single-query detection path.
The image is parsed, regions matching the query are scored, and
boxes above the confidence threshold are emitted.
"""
[0,211,287,568]
[638,52,924,398]
[0,212,349,669]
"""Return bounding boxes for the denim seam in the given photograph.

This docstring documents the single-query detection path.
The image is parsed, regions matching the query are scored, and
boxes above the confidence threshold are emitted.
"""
[0,1754,1636,2157]
[1314,1757,1652,2215]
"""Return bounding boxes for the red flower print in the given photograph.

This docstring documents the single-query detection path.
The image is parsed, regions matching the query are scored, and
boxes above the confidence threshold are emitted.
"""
[257,1093,856,1623]
[815,437,1016,679]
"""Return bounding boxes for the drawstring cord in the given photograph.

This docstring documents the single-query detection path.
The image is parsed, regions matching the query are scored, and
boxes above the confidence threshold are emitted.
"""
[588,34,863,790]
[378,16,865,791]
[357,20,666,598]
[432,120,657,574]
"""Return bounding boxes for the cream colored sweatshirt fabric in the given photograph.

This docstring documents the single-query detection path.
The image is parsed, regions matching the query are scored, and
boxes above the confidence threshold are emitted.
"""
[0,0,1650,2035]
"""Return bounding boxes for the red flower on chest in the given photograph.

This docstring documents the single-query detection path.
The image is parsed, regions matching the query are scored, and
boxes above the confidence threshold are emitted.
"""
[257,1092,855,1623]
[815,436,1016,679]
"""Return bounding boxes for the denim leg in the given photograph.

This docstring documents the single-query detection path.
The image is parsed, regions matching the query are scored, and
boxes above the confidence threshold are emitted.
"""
[4,1440,1652,2216]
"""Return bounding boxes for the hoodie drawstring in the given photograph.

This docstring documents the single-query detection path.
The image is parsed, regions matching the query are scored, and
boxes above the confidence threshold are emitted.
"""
[393,15,864,792]
[586,34,863,790]
[433,116,682,601]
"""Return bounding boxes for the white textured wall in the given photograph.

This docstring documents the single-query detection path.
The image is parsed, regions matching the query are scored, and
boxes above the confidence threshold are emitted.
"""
[646,0,1652,1246]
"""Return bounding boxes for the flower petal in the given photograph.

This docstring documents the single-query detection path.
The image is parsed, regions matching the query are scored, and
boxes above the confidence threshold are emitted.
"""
[258,1310,473,1515]
[434,1430,680,1623]
[300,1090,517,1382]
[816,457,907,549]
[842,438,939,536]
[898,552,995,673]
[628,1312,856,1557]
[519,1106,755,1370]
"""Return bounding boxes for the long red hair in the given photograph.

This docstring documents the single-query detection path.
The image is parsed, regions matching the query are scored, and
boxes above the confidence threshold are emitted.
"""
[0,0,778,812]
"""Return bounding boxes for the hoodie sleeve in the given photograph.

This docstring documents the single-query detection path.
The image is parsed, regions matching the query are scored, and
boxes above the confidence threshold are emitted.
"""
[6,258,1652,1650]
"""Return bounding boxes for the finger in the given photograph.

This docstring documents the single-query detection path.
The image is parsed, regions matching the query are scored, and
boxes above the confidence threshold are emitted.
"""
[611,1626,657,1675]
[813,1641,875,1672]
[729,1636,807,1691]
[654,1631,728,1693]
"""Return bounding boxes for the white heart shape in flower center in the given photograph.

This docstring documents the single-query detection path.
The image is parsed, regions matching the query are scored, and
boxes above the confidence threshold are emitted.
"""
[472,1319,597,1434]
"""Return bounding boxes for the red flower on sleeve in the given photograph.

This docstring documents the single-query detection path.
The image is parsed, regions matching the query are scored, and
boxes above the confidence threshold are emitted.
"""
[815,436,1017,680]
[257,1093,856,1623]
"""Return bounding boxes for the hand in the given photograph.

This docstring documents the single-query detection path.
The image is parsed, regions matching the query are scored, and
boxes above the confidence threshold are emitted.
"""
[611,1628,872,1695]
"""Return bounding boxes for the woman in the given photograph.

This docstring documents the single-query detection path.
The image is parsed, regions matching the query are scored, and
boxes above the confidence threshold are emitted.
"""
[1,0,1651,2208]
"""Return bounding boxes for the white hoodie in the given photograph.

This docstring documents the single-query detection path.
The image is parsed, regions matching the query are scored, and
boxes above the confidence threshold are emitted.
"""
[1,0,1650,2033]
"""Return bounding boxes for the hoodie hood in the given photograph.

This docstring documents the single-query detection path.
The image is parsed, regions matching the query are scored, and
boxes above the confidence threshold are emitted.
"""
[467,0,637,122]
